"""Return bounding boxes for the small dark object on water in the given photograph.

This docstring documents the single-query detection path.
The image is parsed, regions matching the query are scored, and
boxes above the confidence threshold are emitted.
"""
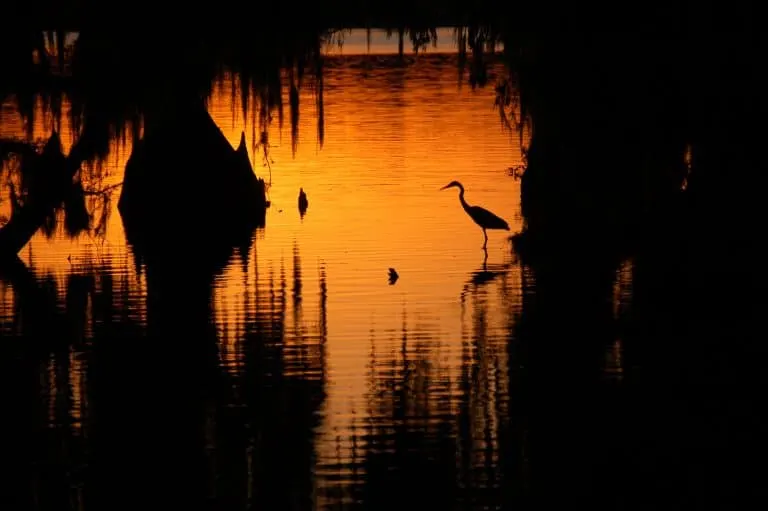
[298,188,308,217]
[388,268,399,285]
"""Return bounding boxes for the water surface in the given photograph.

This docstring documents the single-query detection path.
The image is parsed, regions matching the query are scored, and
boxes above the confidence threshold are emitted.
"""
[0,46,630,509]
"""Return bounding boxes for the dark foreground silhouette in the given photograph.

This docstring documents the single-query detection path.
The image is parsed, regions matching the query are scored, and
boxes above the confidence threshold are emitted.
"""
[2,7,768,509]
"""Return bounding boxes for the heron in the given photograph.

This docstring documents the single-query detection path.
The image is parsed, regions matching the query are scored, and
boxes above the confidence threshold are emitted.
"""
[440,181,510,249]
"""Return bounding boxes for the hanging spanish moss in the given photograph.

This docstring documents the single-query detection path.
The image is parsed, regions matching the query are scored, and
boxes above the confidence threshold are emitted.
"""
[1,28,335,169]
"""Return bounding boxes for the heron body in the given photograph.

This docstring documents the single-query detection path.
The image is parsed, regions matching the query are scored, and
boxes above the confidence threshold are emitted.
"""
[441,180,510,249]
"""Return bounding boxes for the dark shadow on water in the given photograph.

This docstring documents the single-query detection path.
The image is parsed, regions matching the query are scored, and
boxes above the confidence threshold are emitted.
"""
[0,254,146,510]
[507,245,625,508]
[497,6,768,504]
[506,222,767,507]
[213,242,327,509]
[0,236,328,509]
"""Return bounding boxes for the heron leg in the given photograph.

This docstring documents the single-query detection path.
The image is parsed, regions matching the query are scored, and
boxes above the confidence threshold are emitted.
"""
[482,229,488,249]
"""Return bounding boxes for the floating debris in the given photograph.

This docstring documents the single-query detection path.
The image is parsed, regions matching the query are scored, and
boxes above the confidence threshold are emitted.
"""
[298,187,308,218]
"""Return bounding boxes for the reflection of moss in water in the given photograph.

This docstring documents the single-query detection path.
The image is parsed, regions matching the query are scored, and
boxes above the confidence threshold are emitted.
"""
[207,245,327,508]
[3,28,325,245]
[0,238,329,508]
[3,26,505,165]
[348,323,457,508]
[0,255,145,509]
[0,134,114,241]
[324,310,510,509]
[2,29,333,167]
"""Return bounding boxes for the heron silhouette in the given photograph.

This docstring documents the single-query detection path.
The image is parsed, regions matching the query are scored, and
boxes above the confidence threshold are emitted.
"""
[440,181,510,249]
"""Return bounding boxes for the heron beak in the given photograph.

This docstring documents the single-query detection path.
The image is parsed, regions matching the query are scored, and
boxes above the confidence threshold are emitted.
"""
[440,184,450,190]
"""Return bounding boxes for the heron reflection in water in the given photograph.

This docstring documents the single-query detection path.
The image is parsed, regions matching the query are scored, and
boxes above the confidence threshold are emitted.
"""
[440,181,510,249]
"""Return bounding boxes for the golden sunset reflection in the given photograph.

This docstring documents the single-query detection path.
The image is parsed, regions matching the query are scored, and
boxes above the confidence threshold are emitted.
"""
[0,35,634,505]
[2,16,758,508]
[2,48,525,489]
[44,348,86,432]
[217,57,522,497]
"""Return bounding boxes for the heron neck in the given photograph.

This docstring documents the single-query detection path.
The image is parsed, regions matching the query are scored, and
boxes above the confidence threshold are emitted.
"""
[458,188,471,212]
